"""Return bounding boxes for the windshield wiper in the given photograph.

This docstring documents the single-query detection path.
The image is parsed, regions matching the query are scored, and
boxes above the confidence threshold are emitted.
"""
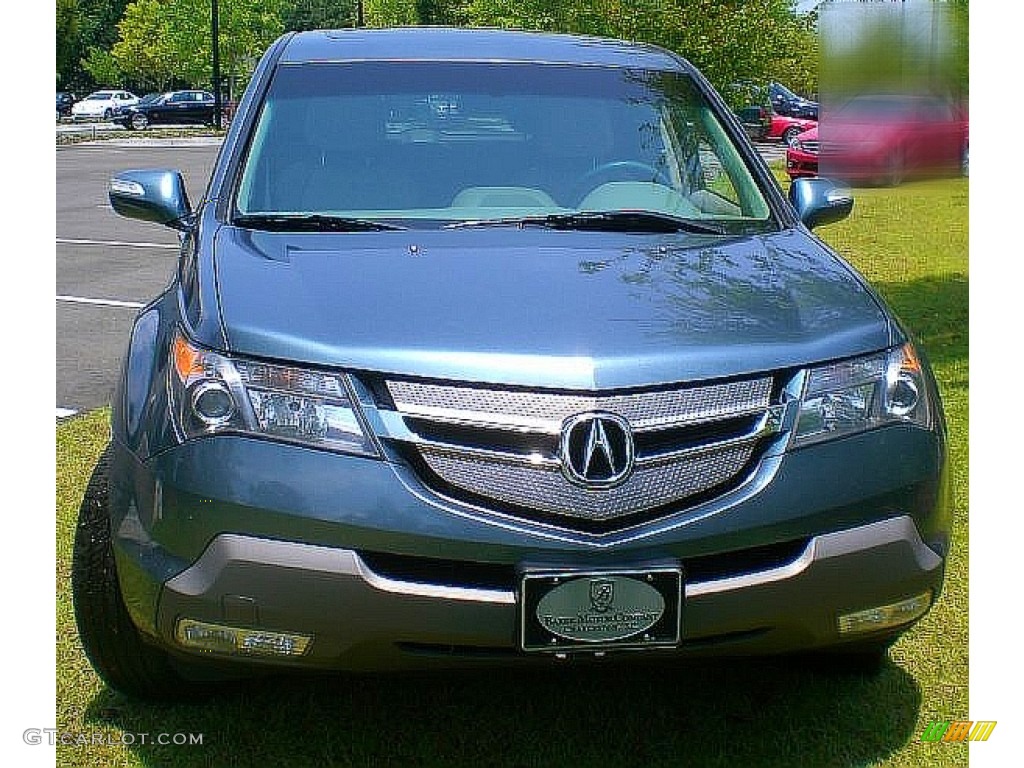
[233,214,406,232]
[444,210,727,234]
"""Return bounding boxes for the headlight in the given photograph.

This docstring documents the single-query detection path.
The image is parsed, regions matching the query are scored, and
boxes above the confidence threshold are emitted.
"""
[792,343,931,447]
[168,331,379,457]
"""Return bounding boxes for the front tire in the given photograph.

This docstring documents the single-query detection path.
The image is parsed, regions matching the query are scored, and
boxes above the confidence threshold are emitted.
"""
[72,446,207,700]
[130,112,149,131]
[782,126,801,147]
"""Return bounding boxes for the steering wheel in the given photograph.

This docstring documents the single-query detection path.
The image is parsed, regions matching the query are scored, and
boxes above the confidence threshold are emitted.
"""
[572,161,673,204]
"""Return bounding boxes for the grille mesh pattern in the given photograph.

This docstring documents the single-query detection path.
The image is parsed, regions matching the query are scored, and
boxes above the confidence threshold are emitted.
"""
[385,376,775,525]
[388,378,771,429]
[419,442,757,522]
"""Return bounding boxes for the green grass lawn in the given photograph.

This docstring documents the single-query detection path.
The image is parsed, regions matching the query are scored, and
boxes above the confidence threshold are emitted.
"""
[56,176,968,767]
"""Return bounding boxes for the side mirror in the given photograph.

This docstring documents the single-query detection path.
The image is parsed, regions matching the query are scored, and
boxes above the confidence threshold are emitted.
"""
[109,169,194,230]
[788,177,854,229]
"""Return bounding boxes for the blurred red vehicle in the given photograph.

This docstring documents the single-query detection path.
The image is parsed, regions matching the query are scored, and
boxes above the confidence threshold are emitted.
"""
[768,113,817,147]
[817,93,968,186]
[785,126,819,180]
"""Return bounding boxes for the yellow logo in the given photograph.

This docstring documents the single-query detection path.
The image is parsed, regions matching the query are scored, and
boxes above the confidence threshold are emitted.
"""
[920,721,996,742]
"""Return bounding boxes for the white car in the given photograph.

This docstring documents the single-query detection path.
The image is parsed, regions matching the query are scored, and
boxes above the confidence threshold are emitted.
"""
[71,90,139,121]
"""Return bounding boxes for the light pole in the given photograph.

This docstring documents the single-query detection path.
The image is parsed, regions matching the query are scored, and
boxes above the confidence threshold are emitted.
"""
[212,0,222,129]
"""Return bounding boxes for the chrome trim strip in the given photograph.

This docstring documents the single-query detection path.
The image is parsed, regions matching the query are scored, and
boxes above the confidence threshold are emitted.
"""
[418,440,562,469]
[166,534,517,606]
[386,378,774,434]
[686,542,816,597]
[388,404,563,434]
[387,402,777,436]
[354,555,515,605]
[638,405,785,466]
[381,405,786,471]
[686,516,940,597]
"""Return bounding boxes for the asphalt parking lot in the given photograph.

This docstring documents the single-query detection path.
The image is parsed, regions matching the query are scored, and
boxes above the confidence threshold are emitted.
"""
[56,141,220,417]
[55,137,786,419]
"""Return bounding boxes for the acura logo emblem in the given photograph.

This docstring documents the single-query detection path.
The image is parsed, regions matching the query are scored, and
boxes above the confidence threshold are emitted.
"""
[560,412,635,488]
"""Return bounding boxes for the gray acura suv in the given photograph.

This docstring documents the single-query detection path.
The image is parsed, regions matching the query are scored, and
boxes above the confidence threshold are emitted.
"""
[73,28,949,699]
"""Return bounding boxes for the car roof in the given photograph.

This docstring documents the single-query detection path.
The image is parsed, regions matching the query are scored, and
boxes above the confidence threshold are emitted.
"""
[279,27,687,72]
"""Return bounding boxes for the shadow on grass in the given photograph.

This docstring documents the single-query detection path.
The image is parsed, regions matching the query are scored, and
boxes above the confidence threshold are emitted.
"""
[85,657,922,768]
[873,273,968,392]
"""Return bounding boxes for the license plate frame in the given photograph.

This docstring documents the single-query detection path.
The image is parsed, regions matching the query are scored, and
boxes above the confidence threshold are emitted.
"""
[519,567,682,653]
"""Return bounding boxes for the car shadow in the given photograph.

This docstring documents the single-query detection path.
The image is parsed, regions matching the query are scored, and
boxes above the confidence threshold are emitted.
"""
[872,272,966,391]
[83,656,922,767]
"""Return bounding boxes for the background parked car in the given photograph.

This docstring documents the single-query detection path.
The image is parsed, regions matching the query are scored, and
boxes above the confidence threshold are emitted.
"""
[769,81,818,120]
[56,91,76,119]
[766,112,817,147]
[818,93,968,186]
[724,82,772,141]
[71,90,139,121]
[114,89,218,130]
[785,125,819,179]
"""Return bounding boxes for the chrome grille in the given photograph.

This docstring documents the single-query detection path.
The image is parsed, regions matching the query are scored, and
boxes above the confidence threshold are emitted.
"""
[801,140,819,154]
[382,376,780,526]
[387,378,771,432]
[419,442,757,522]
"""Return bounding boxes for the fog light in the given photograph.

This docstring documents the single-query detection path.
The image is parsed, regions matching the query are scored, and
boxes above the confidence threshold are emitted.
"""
[190,381,236,426]
[837,591,932,636]
[175,619,312,657]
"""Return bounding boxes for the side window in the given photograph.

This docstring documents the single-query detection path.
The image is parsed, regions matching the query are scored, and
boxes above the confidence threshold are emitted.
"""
[671,104,768,218]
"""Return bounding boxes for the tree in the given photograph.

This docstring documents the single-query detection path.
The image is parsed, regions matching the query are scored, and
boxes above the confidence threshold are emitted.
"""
[111,0,177,91]
[108,0,286,94]
[73,0,133,88]
[57,0,81,85]
[81,46,123,87]
[462,0,818,99]
[364,0,467,26]
[281,0,358,31]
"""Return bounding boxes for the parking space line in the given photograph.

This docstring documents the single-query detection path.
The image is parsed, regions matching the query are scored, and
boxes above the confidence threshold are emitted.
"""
[57,237,178,250]
[58,295,145,309]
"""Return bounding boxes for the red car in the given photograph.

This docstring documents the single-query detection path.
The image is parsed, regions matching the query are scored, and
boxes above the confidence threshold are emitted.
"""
[785,126,819,180]
[817,93,968,186]
[767,112,817,147]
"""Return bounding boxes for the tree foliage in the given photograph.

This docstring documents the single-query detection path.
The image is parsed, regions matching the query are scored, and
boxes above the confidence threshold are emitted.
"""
[281,0,358,31]
[56,0,81,84]
[460,0,818,98]
[81,46,123,87]
[63,0,832,101]
[108,0,286,94]
[111,0,176,90]
[70,0,133,88]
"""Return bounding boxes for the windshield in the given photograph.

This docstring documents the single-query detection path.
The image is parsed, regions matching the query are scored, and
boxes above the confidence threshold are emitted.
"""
[771,83,799,101]
[87,92,113,101]
[236,62,775,232]
[834,96,921,121]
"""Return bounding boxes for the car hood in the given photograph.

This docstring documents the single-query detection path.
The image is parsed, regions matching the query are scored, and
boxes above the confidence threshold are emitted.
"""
[211,226,892,389]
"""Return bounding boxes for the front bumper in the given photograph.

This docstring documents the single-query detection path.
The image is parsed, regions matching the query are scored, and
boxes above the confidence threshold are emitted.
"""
[108,419,949,670]
[785,150,818,179]
[154,515,942,670]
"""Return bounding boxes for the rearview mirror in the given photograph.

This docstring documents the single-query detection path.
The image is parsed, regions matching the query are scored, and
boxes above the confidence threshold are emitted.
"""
[788,177,853,229]
[108,169,193,230]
